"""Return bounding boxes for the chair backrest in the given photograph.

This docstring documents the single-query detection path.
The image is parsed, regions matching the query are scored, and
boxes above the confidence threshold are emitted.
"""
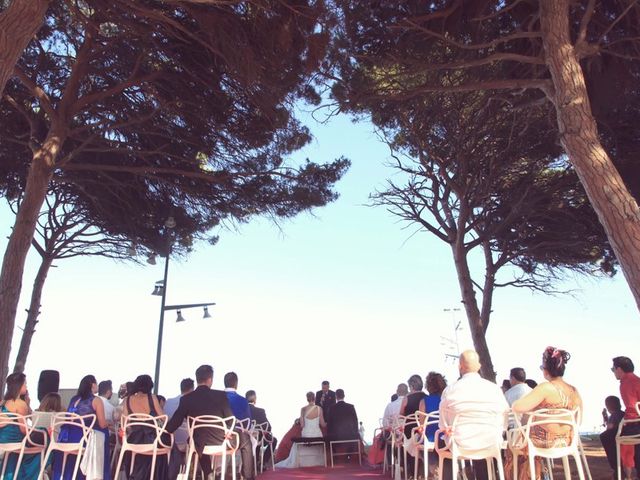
[0,412,34,447]
[636,402,640,417]
[522,408,579,451]
[187,415,237,449]
[52,412,96,447]
[414,410,440,444]
[121,413,168,447]
[447,410,507,458]
[235,417,254,433]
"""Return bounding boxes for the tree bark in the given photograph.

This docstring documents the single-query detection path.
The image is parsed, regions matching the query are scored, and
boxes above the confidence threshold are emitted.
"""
[0,129,63,397]
[540,0,640,309]
[451,243,497,382]
[12,254,53,374]
[0,0,49,96]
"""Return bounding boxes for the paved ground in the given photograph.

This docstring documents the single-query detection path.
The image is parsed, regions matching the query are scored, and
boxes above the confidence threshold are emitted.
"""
[259,439,614,479]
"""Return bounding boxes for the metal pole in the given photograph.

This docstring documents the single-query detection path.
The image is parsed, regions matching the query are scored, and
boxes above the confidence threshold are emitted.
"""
[153,252,170,395]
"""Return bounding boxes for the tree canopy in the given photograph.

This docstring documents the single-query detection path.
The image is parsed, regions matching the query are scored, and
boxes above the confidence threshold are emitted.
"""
[0,0,349,391]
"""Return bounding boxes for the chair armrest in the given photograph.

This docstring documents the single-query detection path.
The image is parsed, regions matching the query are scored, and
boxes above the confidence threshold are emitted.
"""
[506,426,527,450]
[433,429,449,454]
[158,432,174,449]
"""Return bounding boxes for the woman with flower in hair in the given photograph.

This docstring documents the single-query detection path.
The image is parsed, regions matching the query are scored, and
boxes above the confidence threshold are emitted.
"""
[505,346,583,479]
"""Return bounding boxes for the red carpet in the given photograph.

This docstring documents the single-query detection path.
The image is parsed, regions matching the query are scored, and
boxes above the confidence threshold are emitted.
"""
[259,465,383,479]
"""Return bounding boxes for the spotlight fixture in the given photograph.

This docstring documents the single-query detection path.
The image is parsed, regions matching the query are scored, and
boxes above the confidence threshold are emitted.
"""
[147,254,157,265]
[151,280,164,296]
[176,310,186,322]
[203,306,212,319]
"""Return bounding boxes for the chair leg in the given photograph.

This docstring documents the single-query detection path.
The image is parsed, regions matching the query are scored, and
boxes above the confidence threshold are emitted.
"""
[578,442,592,480]
[486,458,495,480]
[71,451,82,480]
[528,454,536,480]
[150,451,158,479]
[452,456,458,480]
[232,451,237,480]
[38,446,52,480]
[115,447,126,480]
[561,456,571,479]
[616,440,622,480]
[496,455,506,480]
[573,453,586,480]
[1,451,10,479]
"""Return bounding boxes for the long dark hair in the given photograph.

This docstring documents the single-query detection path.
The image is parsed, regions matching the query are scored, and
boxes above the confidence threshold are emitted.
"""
[77,375,97,400]
[4,373,26,402]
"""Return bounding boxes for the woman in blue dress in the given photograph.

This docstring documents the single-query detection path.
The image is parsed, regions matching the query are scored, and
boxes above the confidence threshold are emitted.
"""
[52,374,111,480]
[0,373,47,479]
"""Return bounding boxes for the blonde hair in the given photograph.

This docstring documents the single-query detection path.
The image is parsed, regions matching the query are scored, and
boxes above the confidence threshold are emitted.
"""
[38,392,63,412]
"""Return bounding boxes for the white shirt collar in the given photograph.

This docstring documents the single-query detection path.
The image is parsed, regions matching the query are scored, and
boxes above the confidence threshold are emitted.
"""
[224,387,236,392]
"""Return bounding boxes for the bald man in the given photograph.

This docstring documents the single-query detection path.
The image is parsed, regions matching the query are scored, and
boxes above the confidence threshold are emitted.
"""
[438,350,509,480]
[382,383,408,430]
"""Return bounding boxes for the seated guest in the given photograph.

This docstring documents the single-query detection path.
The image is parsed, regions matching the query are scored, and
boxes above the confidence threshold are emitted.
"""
[224,372,251,422]
[400,374,426,438]
[501,379,512,394]
[121,374,167,479]
[165,378,194,480]
[419,371,447,439]
[504,368,532,406]
[164,365,248,479]
[246,390,278,468]
[53,374,110,480]
[507,346,582,480]
[34,392,64,430]
[0,373,47,479]
[439,350,508,480]
[382,384,407,430]
[600,395,625,472]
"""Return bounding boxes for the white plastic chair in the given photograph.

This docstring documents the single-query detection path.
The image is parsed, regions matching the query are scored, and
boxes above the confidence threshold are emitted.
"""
[508,408,586,480]
[435,410,506,480]
[616,402,640,480]
[234,417,256,477]
[409,410,439,480]
[0,412,47,479]
[254,421,275,473]
[39,412,96,480]
[114,413,173,479]
[185,415,239,480]
[401,413,418,480]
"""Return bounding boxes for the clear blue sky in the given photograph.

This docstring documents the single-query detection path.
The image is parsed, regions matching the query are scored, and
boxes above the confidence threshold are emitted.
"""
[1,107,638,441]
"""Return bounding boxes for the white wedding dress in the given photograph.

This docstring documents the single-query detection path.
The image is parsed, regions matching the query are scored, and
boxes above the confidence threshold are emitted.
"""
[276,405,325,468]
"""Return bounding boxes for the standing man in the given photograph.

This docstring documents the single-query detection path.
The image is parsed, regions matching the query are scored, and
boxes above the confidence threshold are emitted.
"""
[165,378,194,480]
[326,389,360,463]
[439,350,509,480]
[612,356,640,479]
[98,380,115,428]
[315,380,336,418]
[165,365,246,480]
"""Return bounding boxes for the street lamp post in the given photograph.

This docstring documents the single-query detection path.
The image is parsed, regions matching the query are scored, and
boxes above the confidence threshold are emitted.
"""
[441,307,462,362]
[152,218,215,394]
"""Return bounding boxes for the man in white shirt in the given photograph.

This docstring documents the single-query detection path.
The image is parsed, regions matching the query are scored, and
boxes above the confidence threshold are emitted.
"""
[504,368,532,406]
[439,350,509,480]
[98,380,115,427]
[382,383,408,430]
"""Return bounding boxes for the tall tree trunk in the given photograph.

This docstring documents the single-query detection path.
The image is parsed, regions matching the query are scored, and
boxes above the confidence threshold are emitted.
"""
[540,0,640,309]
[451,243,496,382]
[0,0,49,96]
[0,130,62,397]
[12,254,54,374]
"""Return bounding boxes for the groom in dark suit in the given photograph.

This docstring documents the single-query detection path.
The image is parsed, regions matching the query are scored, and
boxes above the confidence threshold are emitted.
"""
[326,388,359,441]
[315,380,336,417]
[165,365,255,480]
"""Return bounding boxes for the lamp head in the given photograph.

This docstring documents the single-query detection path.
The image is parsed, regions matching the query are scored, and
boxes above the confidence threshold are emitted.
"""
[176,310,186,322]
[203,306,212,319]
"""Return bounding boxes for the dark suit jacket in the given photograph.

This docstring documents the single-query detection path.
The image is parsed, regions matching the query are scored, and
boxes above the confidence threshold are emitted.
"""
[249,404,270,430]
[165,385,233,452]
[315,389,336,415]
[326,400,359,441]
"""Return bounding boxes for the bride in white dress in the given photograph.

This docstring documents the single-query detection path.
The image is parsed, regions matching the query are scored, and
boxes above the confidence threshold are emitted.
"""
[276,391,327,468]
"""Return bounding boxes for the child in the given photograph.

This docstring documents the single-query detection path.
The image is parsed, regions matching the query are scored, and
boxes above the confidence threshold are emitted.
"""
[600,395,625,471]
